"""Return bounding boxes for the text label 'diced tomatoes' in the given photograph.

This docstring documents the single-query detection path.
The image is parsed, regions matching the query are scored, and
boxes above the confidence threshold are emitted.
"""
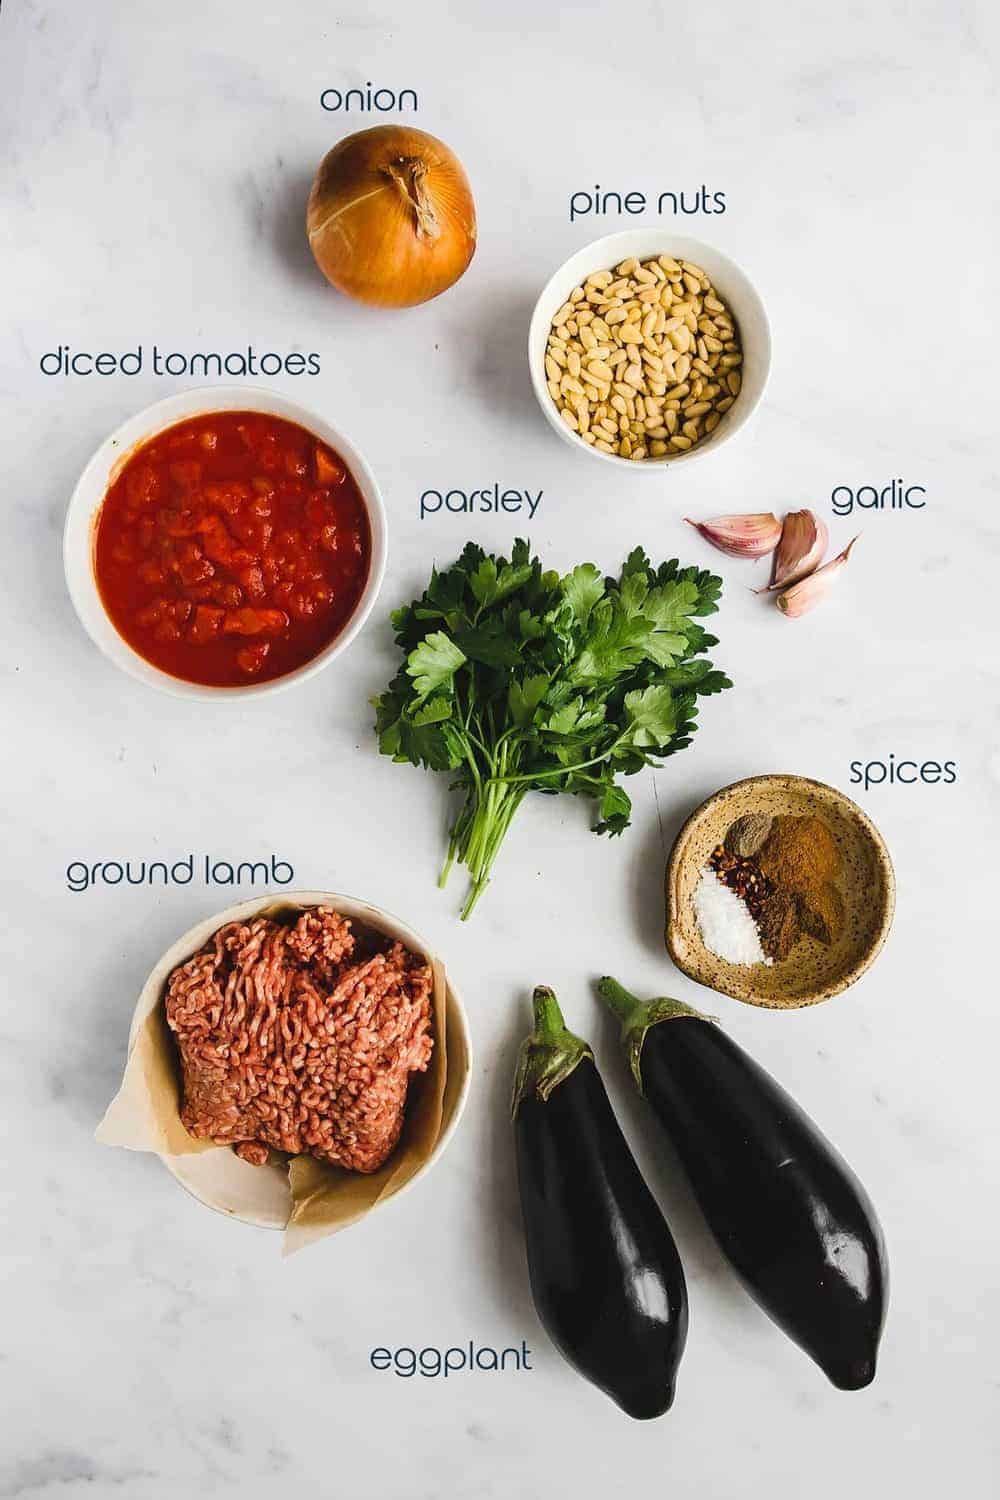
[94,412,372,686]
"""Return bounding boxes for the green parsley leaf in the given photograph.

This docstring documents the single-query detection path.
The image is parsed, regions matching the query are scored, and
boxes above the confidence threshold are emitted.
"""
[406,632,466,700]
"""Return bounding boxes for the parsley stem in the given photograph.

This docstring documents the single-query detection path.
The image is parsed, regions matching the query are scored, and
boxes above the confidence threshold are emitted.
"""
[485,733,627,787]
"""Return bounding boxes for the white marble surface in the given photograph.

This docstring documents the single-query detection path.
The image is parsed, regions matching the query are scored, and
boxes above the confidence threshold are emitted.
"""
[2,0,998,1495]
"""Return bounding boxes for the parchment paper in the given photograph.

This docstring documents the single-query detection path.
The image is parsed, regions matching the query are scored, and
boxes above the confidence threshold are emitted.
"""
[96,896,463,1254]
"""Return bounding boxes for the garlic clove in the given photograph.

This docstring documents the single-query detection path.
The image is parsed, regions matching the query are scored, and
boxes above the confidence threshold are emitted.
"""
[758,509,830,591]
[685,513,782,559]
[776,536,860,617]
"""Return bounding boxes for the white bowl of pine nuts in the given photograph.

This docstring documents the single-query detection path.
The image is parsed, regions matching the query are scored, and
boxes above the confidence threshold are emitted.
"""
[529,231,770,469]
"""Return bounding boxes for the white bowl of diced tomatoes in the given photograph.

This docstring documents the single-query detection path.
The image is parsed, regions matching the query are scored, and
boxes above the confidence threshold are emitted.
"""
[63,386,388,699]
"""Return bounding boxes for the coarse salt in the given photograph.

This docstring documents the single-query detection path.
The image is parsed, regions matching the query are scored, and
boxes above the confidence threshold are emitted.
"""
[693,865,772,967]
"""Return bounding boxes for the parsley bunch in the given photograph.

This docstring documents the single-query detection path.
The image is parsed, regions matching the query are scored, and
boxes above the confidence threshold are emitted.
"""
[375,540,731,919]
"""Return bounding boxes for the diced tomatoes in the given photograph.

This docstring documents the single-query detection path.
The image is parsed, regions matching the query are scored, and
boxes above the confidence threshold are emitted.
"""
[236,642,271,675]
[188,605,225,645]
[314,446,345,485]
[222,606,288,637]
[95,411,370,685]
[177,543,214,587]
[238,563,266,601]
[210,582,244,609]
[126,464,160,507]
[169,461,202,492]
[203,479,250,515]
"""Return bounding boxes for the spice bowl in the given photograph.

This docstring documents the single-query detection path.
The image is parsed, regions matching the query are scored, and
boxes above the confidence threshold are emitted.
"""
[528,229,771,470]
[666,776,895,1008]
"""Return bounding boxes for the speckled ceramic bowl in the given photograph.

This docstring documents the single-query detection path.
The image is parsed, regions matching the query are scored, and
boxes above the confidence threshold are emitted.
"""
[666,775,894,1008]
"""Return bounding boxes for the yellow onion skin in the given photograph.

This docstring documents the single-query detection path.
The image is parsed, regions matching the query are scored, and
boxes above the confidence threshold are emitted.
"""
[306,125,477,308]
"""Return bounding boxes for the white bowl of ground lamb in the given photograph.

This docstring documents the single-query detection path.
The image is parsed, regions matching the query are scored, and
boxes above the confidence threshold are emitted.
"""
[97,891,471,1238]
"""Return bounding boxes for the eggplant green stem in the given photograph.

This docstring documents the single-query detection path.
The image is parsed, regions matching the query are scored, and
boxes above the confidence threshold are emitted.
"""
[511,985,593,1117]
[598,977,709,1095]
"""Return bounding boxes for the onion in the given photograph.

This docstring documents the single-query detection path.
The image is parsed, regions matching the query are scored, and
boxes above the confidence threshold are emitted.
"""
[306,126,477,308]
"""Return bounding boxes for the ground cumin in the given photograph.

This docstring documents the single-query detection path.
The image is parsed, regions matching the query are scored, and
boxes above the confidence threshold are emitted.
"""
[757,815,839,892]
[756,815,844,953]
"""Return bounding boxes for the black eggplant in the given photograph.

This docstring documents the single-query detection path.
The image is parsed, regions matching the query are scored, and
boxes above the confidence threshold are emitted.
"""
[599,978,888,1391]
[512,985,688,1419]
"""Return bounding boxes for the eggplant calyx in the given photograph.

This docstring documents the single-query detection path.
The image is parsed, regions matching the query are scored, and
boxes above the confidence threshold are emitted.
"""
[511,985,594,1116]
[598,977,710,1095]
